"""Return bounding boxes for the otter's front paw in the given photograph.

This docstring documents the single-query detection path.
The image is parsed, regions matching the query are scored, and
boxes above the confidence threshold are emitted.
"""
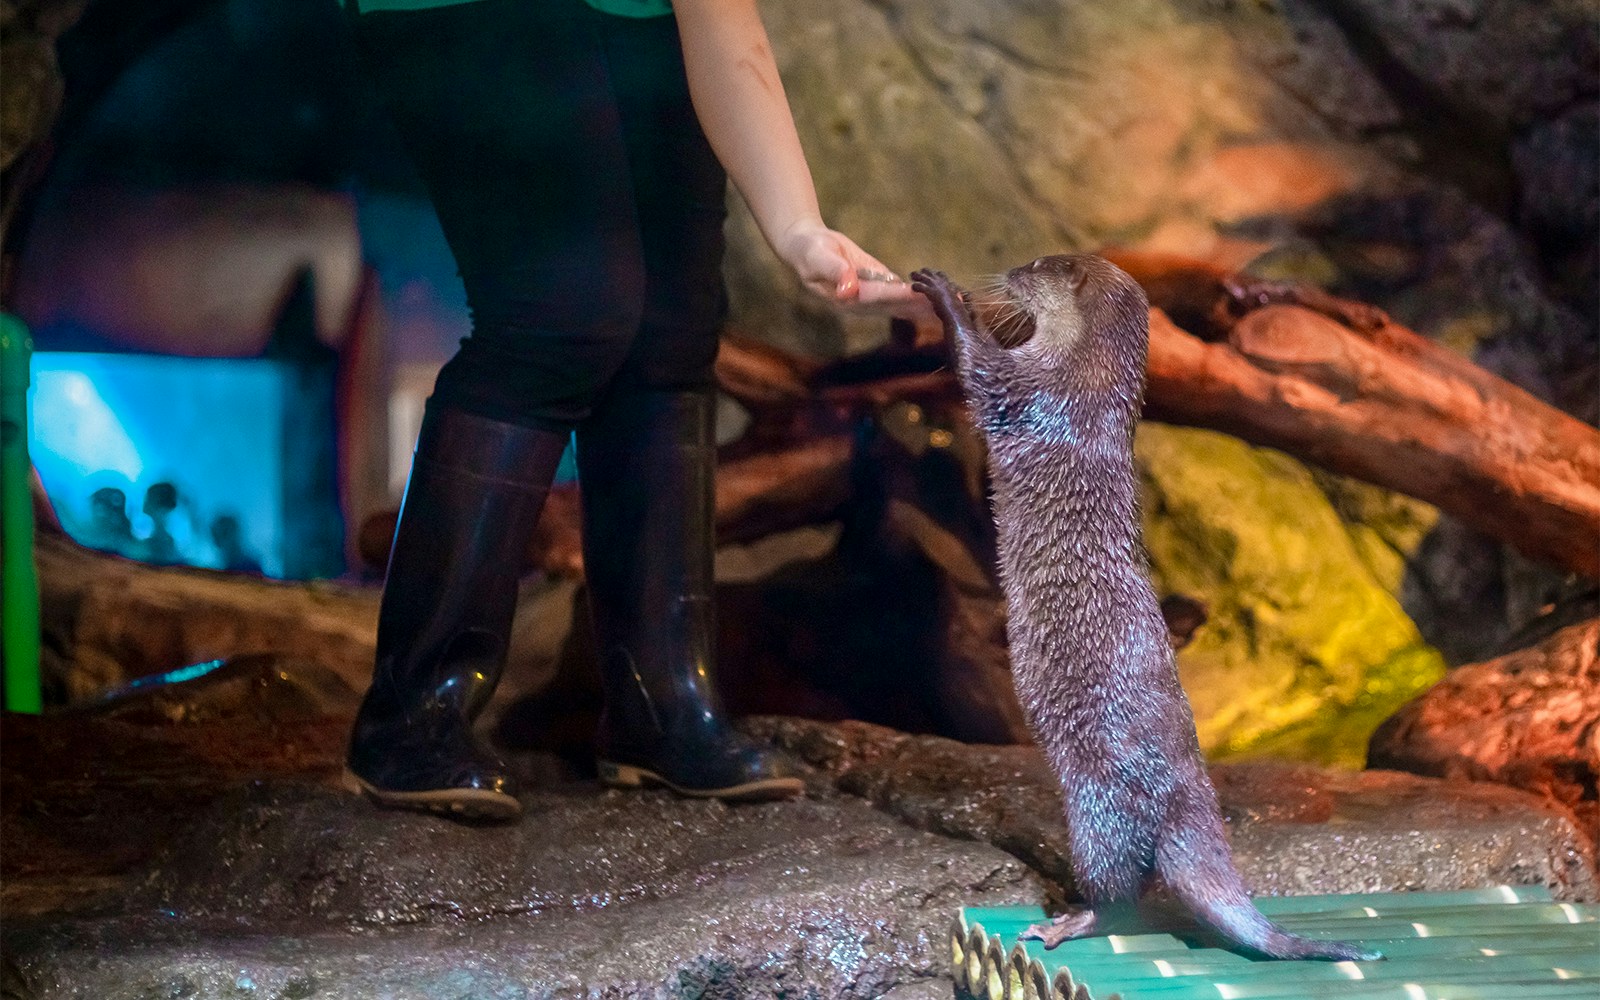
[910,269,972,331]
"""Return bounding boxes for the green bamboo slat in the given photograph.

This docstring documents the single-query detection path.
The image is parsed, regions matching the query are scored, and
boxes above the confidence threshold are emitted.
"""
[1352,933,1600,958]
[956,887,1596,1000]
[1245,917,1594,941]
[1251,886,1555,916]
[1072,971,1594,1000]
[964,886,1562,930]
[1087,952,1597,998]
[1267,903,1597,928]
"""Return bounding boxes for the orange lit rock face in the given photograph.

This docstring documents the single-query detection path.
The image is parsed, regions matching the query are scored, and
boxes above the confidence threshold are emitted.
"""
[1370,618,1600,851]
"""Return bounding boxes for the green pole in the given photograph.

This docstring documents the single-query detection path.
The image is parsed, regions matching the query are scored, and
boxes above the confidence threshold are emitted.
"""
[1,312,42,713]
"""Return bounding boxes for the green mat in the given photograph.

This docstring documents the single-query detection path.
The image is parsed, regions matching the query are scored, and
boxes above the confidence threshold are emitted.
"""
[954,886,1598,1000]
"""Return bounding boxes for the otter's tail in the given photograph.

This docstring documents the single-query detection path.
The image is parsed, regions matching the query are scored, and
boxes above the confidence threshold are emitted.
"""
[1172,877,1384,961]
[1159,788,1383,962]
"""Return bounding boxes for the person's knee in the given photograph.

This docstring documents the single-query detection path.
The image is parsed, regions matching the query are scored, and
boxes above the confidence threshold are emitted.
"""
[432,308,645,428]
[609,319,720,393]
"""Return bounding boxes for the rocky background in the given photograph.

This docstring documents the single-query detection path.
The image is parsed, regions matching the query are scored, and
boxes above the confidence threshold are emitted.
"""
[717,0,1598,761]
[3,2,1598,996]
[5,0,1596,807]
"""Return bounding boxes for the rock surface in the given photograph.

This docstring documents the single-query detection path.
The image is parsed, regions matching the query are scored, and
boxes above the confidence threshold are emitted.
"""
[1135,424,1445,767]
[751,718,1599,903]
[1370,617,1600,851]
[5,712,1596,999]
[9,788,1035,1000]
[732,0,1596,671]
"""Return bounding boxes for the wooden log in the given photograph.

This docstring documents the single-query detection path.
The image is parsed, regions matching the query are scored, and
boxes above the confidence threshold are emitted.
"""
[715,263,1600,578]
[34,531,380,703]
[1103,248,1391,339]
[1143,305,1600,577]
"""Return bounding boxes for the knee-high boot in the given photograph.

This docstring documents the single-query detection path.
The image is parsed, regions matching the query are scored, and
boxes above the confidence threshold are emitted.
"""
[346,404,569,819]
[575,387,802,801]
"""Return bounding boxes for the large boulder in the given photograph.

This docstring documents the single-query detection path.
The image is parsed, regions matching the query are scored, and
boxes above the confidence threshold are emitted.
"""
[1370,617,1600,852]
[1135,424,1445,767]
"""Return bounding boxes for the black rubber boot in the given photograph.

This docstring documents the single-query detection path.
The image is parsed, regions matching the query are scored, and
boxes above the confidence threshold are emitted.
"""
[577,388,803,801]
[346,405,569,820]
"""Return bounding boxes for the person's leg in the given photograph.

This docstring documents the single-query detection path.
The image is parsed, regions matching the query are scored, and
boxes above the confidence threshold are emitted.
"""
[348,408,567,818]
[574,13,801,800]
[346,0,646,817]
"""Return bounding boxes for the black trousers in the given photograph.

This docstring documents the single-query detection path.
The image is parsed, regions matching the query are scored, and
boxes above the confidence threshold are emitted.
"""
[354,0,728,430]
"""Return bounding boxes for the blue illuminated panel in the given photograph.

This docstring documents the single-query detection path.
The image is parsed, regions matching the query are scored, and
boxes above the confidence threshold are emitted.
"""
[29,352,336,579]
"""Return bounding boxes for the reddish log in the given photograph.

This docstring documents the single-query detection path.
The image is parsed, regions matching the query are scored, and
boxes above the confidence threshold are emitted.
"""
[1143,306,1600,577]
[715,266,1600,578]
[1369,617,1600,850]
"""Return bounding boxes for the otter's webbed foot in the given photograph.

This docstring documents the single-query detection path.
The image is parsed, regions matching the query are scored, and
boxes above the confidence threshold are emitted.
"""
[1020,908,1101,950]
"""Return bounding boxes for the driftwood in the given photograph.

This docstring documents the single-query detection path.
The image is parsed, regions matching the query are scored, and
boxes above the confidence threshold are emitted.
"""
[704,257,1600,579]
[1143,304,1599,577]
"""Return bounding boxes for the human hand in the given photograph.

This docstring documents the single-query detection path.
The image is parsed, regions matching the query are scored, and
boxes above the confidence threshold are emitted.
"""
[777,222,934,322]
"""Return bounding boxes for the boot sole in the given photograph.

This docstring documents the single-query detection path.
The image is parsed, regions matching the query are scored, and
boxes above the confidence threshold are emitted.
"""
[597,760,805,802]
[342,768,523,820]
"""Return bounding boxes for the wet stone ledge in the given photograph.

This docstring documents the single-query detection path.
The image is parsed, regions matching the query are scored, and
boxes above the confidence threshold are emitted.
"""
[2,784,1043,1000]
[750,717,1600,903]
[2,714,1595,999]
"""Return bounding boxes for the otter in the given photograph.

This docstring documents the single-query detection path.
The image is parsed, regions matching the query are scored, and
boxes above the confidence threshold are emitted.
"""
[911,258,1379,962]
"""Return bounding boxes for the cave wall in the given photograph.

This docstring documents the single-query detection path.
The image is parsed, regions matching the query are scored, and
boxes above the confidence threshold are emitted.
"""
[729,0,1596,684]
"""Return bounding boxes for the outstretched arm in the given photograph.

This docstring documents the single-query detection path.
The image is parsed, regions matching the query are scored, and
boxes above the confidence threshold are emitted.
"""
[672,0,927,318]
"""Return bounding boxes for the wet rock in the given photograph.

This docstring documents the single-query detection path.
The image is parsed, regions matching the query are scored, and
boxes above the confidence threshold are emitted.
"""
[1514,101,1600,249]
[7,785,1041,1000]
[1135,424,1445,767]
[1512,100,1600,324]
[0,712,350,919]
[750,717,1600,902]
[1370,618,1600,852]
[7,713,1598,999]
[1310,0,1598,131]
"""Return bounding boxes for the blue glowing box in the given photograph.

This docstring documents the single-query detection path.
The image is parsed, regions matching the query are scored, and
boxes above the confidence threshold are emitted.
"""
[30,351,344,580]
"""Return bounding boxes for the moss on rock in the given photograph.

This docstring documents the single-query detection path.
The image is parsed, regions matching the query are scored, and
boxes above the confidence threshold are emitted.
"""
[1135,424,1445,769]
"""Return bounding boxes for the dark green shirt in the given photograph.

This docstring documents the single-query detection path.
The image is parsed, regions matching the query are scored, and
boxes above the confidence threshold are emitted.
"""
[355,0,671,15]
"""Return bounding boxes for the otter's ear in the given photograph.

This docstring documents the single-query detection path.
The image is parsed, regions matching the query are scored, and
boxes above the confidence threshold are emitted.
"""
[1064,261,1087,295]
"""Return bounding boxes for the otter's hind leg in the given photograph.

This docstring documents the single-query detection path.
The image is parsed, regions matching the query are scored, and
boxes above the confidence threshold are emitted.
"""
[1024,776,1155,949]
[1021,908,1100,948]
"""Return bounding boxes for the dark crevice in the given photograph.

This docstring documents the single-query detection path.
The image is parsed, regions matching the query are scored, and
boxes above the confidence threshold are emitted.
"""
[1310,0,1517,217]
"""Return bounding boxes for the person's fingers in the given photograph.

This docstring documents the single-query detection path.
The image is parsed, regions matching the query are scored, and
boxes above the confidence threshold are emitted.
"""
[834,259,859,300]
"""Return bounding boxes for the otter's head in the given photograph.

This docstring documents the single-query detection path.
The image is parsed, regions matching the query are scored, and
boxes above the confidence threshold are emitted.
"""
[992,253,1151,400]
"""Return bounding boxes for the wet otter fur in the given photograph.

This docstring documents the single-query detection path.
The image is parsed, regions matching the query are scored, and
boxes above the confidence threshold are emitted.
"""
[911,258,1380,962]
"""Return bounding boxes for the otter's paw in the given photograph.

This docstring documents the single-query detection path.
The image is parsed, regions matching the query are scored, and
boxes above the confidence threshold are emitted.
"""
[1020,908,1100,950]
[910,269,971,328]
